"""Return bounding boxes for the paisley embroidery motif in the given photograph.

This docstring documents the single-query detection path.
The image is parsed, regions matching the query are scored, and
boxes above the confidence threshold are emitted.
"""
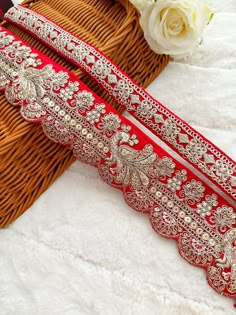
[208,229,236,296]
[5,5,236,200]
[0,25,236,302]
[107,133,158,188]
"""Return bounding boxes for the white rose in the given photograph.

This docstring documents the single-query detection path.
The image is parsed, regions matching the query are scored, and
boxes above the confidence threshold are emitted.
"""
[131,0,213,59]
[130,0,155,11]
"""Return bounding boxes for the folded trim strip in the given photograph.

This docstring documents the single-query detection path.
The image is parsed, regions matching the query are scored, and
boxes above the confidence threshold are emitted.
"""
[5,5,236,201]
[0,24,236,301]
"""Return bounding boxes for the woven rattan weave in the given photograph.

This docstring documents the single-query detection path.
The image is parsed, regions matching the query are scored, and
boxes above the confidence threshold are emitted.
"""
[0,0,169,226]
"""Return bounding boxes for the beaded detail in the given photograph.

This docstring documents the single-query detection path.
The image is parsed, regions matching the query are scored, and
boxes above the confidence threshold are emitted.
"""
[0,25,236,301]
[5,5,236,201]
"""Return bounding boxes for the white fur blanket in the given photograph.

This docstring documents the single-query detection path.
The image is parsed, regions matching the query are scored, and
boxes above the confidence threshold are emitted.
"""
[1,1,236,314]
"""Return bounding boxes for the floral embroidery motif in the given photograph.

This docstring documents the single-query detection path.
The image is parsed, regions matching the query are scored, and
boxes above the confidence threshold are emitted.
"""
[196,194,218,218]
[51,72,69,91]
[72,44,87,62]
[59,82,79,101]
[113,79,134,102]
[211,159,234,182]
[181,180,205,203]
[0,34,14,48]
[101,113,121,131]
[0,23,236,301]
[167,170,187,192]
[210,206,236,233]
[186,139,208,160]
[6,5,235,200]
[92,60,111,79]
[137,100,152,116]
[128,134,139,146]
[86,104,106,124]
[160,118,181,141]
[71,90,95,113]
[6,44,36,64]
[155,157,175,177]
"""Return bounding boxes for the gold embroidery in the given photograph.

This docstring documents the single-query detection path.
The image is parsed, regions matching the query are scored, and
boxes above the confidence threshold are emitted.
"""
[0,25,236,299]
[5,5,236,200]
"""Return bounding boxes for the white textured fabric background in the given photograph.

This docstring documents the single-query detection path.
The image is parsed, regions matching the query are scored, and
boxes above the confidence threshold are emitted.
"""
[1,1,236,314]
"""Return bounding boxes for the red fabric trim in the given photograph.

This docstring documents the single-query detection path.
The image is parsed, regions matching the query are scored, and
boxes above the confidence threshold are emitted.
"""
[0,25,236,302]
[4,5,236,202]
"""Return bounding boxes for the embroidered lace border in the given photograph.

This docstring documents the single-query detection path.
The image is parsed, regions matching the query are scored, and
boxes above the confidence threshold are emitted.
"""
[5,5,236,202]
[0,24,236,301]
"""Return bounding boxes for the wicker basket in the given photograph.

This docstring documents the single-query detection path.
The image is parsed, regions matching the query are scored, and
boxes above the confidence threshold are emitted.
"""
[0,0,169,226]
